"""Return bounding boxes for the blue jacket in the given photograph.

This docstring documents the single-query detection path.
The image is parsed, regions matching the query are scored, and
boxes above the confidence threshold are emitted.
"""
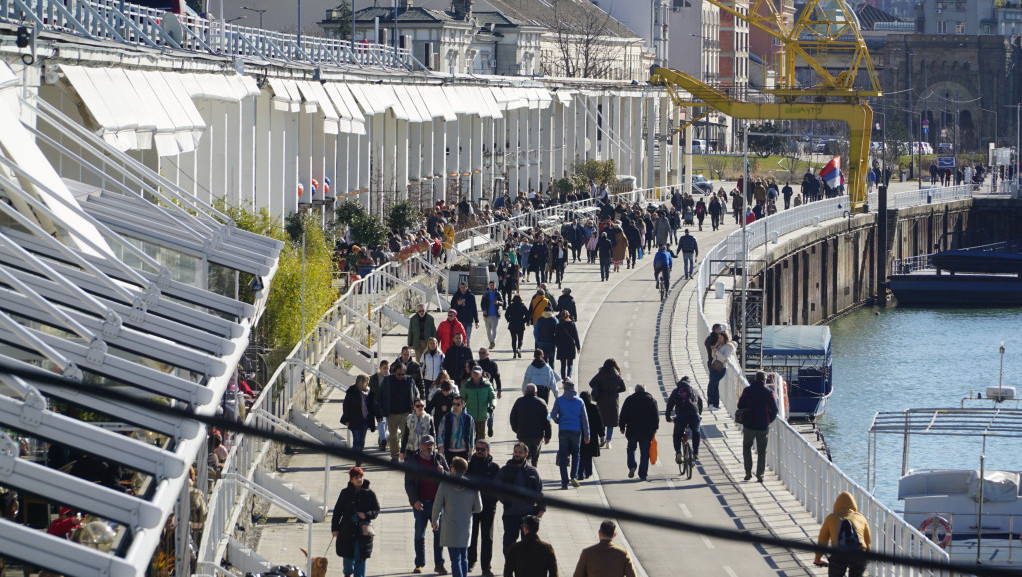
[653,250,672,270]
[551,390,591,437]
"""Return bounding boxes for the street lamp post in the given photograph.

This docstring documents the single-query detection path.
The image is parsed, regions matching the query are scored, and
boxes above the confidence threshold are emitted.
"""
[241,6,266,29]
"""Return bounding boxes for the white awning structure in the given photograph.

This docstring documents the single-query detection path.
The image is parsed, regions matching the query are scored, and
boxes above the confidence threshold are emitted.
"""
[323,83,366,135]
[267,78,302,113]
[60,65,207,156]
[415,85,457,122]
[0,71,282,577]
[179,72,260,103]
[295,80,341,135]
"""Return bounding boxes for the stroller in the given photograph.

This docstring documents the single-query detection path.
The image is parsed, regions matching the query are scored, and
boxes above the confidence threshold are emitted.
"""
[683,208,694,225]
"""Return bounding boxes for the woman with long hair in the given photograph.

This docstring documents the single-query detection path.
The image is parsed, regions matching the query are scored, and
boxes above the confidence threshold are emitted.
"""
[340,375,377,466]
[588,358,626,448]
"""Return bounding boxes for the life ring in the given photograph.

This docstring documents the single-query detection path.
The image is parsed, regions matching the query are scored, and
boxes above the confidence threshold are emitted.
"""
[918,516,952,548]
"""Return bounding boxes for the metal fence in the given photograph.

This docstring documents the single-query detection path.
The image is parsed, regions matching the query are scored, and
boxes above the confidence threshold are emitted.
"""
[693,187,974,576]
[0,0,415,69]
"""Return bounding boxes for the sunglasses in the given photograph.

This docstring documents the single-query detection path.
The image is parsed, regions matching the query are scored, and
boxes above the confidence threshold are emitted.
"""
[475,446,488,452]
[415,404,425,408]
[452,402,463,406]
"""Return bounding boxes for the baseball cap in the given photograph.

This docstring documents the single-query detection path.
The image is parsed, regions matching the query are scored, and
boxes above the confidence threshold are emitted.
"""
[420,434,435,445]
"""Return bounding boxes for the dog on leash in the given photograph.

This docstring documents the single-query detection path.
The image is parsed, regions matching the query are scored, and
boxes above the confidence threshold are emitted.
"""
[300,547,328,577]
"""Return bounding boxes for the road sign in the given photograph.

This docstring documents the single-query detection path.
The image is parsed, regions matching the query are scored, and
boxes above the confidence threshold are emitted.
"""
[937,155,956,168]
[922,120,929,135]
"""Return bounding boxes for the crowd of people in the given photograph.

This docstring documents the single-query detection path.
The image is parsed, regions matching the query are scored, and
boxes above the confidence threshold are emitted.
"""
[327,184,870,577]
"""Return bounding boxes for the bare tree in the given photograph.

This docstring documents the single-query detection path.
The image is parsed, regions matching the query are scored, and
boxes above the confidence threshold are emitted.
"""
[545,0,621,79]
[705,154,729,180]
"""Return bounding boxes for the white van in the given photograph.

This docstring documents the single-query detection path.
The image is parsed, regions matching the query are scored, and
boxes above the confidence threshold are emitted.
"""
[691,139,710,154]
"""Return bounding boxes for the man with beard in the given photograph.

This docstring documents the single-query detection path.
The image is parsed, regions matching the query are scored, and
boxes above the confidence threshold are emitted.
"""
[467,440,500,576]
[498,442,545,556]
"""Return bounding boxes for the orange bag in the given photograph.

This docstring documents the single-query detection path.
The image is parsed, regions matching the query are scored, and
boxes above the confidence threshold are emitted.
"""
[649,437,658,465]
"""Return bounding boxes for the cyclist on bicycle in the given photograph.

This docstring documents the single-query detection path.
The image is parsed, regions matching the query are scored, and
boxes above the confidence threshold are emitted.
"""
[653,244,673,290]
[665,376,703,463]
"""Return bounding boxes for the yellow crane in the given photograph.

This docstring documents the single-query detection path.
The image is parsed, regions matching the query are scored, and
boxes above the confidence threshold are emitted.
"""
[651,0,882,211]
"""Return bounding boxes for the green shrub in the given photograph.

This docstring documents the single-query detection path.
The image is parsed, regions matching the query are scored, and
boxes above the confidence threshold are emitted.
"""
[570,157,616,190]
[387,200,420,233]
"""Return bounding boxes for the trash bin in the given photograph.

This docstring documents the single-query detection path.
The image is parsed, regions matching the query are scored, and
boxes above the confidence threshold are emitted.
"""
[900,169,907,182]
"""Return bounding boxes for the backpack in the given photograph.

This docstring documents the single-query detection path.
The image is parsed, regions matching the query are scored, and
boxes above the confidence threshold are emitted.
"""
[833,517,862,561]
[673,386,698,414]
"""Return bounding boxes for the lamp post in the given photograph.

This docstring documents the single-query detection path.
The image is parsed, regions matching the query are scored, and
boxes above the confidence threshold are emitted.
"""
[297,0,302,48]
[241,6,266,29]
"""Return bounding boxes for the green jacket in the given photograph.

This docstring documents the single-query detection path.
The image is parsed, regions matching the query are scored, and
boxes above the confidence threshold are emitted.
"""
[460,377,496,422]
[408,312,438,348]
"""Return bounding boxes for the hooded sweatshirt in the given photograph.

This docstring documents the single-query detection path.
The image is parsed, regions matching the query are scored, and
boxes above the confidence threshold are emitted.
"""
[522,359,560,398]
[815,491,872,563]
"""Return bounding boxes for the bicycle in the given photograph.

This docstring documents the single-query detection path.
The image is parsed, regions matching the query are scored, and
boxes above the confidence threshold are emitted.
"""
[657,269,671,302]
[678,427,695,479]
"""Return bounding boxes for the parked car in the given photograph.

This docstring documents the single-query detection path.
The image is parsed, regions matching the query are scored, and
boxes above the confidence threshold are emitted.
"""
[938,142,954,153]
[681,174,714,195]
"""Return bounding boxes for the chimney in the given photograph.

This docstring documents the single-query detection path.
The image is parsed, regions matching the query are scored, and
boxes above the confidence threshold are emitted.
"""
[453,0,472,20]
[398,0,414,10]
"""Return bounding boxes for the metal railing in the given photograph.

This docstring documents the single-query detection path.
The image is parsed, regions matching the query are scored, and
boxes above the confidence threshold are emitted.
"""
[0,0,415,70]
[694,186,977,575]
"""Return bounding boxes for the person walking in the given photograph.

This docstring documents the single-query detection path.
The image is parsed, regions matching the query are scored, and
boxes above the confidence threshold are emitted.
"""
[814,491,872,577]
[452,283,480,347]
[480,281,504,350]
[340,375,377,466]
[402,398,435,459]
[438,396,475,465]
[396,346,426,401]
[510,384,552,466]
[665,376,703,463]
[409,304,438,362]
[476,347,502,437]
[572,520,636,577]
[528,289,551,326]
[332,467,380,577]
[422,338,445,394]
[405,435,450,574]
[611,222,628,273]
[529,233,549,285]
[497,253,519,306]
[522,349,561,404]
[556,288,578,323]
[677,229,699,280]
[498,443,545,556]
[380,361,417,462]
[432,457,483,577]
[443,333,474,385]
[585,230,599,264]
[550,379,591,489]
[368,360,390,451]
[589,359,626,449]
[694,199,706,231]
[578,391,604,480]
[462,366,496,441]
[618,385,659,481]
[551,238,569,288]
[534,309,558,364]
[504,515,557,577]
[428,375,459,430]
[597,232,613,281]
[707,331,735,410]
[467,441,500,577]
[554,311,581,380]
[504,295,529,359]
[442,220,457,264]
[737,371,779,482]
[437,310,468,354]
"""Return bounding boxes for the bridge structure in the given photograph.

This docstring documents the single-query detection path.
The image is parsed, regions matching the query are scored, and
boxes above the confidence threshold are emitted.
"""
[0,2,986,577]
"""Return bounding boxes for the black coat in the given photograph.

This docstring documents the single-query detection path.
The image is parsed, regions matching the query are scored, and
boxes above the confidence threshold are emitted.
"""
[535,315,557,345]
[504,301,529,331]
[554,321,580,361]
[452,290,479,325]
[556,295,578,322]
[466,454,501,510]
[528,243,549,270]
[618,390,659,441]
[581,401,604,459]
[509,393,552,441]
[331,480,380,560]
[589,370,626,428]
[597,237,613,260]
[340,387,377,432]
[443,345,474,383]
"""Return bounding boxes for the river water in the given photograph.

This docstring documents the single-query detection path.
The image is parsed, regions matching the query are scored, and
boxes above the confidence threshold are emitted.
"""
[818,306,1022,510]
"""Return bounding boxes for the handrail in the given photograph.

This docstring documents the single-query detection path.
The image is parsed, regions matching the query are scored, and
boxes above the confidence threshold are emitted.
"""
[693,187,974,575]
[0,0,415,70]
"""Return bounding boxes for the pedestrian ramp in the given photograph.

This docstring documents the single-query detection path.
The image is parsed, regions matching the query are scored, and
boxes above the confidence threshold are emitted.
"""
[331,338,377,375]
[381,303,410,328]
[317,361,357,390]
[289,407,348,449]
[226,537,273,575]
[254,466,327,522]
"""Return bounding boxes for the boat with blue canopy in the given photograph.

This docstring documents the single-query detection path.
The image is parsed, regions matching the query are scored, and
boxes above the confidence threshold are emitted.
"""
[760,325,833,420]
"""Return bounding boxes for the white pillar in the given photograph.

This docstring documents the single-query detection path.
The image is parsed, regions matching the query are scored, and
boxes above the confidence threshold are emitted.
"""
[240,98,255,207]
[383,112,398,207]
[631,96,643,184]
[659,97,670,188]
[645,98,656,190]
[459,114,472,200]
[195,100,213,205]
[396,118,409,201]
[565,97,576,175]
[446,117,460,202]
[298,110,312,207]
[517,107,529,193]
[370,113,385,211]
[421,122,435,207]
[585,96,598,161]
[553,102,564,181]
[674,105,683,187]
[255,95,271,212]
[574,95,587,166]
[224,100,243,205]
[600,93,611,160]
[471,116,483,200]
[284,110,300,214]
[507,109,519,196]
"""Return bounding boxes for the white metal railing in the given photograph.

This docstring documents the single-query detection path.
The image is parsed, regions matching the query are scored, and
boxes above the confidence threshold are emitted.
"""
[0,0,416,70]
[694,186,977,575]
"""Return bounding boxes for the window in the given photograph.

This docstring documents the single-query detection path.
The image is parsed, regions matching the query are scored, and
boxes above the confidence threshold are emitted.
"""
[955,21,965,33]
[937,20,947,33]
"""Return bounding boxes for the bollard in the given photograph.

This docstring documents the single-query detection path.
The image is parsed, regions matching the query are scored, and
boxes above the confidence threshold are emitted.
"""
[770,231,779,244]
[714,281,725,299]
[813,216,820,227]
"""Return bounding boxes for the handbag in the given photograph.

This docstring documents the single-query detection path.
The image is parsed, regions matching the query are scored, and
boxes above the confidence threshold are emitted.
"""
[734,408,748,425]
[359,520,375,537]
[649,437,658,465]
[710,359,725,372]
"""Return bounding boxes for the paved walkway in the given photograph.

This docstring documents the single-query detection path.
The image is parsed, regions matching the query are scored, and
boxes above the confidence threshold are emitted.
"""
[253,207,841,577]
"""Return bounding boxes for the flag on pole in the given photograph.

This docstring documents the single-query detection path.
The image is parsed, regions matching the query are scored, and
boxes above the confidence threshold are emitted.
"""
[819,156,841,189]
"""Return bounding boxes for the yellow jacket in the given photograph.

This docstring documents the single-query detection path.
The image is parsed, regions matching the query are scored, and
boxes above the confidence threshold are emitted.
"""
[442,224,456,250]
[816,491,871,563]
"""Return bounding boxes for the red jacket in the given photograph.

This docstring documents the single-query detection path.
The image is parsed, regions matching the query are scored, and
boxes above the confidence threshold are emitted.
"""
[436,318,467,353]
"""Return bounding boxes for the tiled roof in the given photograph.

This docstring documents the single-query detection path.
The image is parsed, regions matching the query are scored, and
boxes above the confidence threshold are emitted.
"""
[855,3,903,30]
[352,6,463,24]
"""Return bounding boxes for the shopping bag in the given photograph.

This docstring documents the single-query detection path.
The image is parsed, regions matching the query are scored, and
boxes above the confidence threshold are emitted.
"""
[649,437,658,465]
[638,248,644,259]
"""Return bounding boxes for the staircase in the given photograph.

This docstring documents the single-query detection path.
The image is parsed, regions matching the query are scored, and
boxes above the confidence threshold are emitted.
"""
[730,287,764,371]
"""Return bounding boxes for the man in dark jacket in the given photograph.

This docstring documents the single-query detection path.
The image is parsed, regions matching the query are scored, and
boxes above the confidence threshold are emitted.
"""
[618,385,659,481]
[452,283,480,347]
[665,376,703,462]
[477,347,502,438]
[677,229,699,279]
[467,440,501,576]
[737,371,779,482]
[504,515,557,577]
[443,333,474,384]
[405,435,450,574]
[380,362,417,461]
[480,281,504,350]
[498,442,545,556]
[408,304,438,361]
[556,289,578,323]
[534,310,558,363]
[509,384,552,466]
[565,219,586,262]
[395,346,425,399]
[622,219,642,269]
[529,235,550,285]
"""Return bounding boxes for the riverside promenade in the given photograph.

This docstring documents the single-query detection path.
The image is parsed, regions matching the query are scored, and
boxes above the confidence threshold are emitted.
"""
[248,181,956,577]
